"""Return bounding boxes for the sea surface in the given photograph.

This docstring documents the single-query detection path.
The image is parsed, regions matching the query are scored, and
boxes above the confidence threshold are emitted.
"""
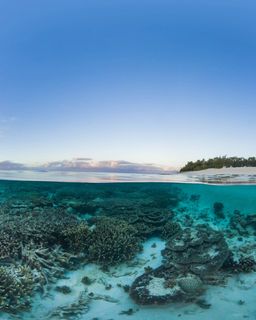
[0,179,255,319]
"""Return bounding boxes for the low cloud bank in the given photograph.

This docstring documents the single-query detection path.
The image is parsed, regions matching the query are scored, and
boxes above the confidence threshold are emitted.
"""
[0,159,176,175]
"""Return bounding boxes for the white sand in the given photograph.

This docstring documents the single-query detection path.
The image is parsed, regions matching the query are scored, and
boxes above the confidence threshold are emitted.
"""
[1,236,253,320]
[179,167,256,184]
[183,167,256,175]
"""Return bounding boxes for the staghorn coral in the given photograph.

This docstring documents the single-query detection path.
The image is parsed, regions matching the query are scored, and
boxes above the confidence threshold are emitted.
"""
[0,265,34,313]
[162,225,229,278]
[88,217,142,267]
[46,291,90,319]
[59,221,91,253]
[21,243,73,286]
[0,231,21,262]
[0,207,85,262]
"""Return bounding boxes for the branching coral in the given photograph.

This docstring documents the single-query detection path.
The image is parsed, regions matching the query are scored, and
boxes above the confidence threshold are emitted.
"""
[88,217,142,267]
[0,207,85,262]
[21,243,73,286]
[59,221,91,253]
[0,265,34,313]
[0,231,21,262]
[46,291,90,319]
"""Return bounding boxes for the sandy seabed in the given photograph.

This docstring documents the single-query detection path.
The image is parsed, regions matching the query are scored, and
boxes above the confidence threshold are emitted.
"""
[3,237,254,320]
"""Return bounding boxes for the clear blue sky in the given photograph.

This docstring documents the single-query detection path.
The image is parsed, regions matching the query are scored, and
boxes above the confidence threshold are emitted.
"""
[0,0,256,167]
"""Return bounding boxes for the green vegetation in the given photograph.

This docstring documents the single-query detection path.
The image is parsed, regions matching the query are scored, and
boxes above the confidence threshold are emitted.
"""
[180,156,256,172]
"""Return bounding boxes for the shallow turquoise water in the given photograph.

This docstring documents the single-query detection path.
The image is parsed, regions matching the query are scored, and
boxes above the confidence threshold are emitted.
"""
[0,180,255,319]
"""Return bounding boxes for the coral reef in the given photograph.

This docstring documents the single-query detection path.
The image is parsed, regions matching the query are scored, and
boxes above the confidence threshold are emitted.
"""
[161,221,182,240]
[47,291,90,319]
[59,221,91,253]
[162,225,229,278]
[21,243,73,286]
[130,266,204,305]
[213,202,225,219]
[222,253,256,273]
[0,265,34,313]
[177,274,203,294]
[88,217,142,267]
[230,212,256,236]
[118,208,176,239]
[15,209,80,246]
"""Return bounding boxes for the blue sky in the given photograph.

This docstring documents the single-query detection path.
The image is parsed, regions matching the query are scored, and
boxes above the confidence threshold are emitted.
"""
[0,0,256,168]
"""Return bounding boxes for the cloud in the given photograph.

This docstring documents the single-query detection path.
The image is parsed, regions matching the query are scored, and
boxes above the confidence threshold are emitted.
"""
[0,159,177,174]
[0,161,25,170]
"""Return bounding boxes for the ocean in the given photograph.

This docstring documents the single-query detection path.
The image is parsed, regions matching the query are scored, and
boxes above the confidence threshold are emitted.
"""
[0,179,255,319]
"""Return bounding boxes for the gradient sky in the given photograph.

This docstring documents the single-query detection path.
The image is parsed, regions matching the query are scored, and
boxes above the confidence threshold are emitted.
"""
[1,0,256,168]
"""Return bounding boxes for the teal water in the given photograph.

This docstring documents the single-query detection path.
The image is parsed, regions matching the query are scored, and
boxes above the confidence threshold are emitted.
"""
[0,180,255,319]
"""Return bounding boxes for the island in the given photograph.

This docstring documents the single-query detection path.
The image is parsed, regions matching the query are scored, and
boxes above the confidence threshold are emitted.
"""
[180,156,256,172]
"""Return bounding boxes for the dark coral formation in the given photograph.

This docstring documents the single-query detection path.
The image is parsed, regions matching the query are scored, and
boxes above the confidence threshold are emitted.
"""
[161,221,182,240]
[130,266,204,305]
[118,208,181,240]
[130,225,230,306]
[230,212,256,236]
[222,253,256,273]
[87,217,142,267]
[162,225,229,278]
[84,185,182,218]
[213,202,225,219]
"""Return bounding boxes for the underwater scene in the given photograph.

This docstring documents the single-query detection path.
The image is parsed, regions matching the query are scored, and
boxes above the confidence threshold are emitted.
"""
[0,180,255,320]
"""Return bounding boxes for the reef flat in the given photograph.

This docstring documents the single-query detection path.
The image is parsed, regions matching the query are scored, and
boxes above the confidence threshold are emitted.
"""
[0,180,255,319]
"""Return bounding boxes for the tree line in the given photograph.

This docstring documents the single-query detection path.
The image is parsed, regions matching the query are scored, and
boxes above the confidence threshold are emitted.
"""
[180,156,256,172]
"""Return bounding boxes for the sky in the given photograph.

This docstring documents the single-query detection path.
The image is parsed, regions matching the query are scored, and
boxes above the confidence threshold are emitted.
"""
[0,0,256,169]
